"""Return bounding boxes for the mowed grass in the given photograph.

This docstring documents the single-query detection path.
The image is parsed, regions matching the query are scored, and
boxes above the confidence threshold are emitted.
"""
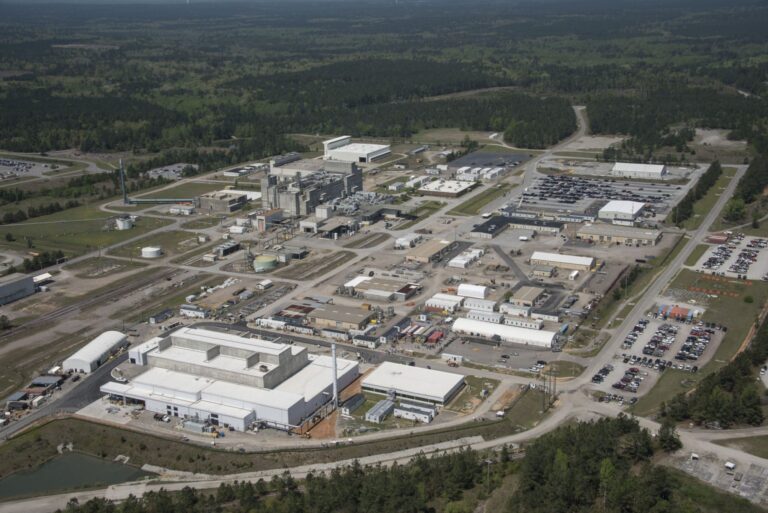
[64,257,147,279]
[139,181,223,199]
[714,435,768,459]
[445,375,500,414]
[181,217,223,229]
[108,230,199,258]
[547,360,586,378]
[0,205,172,257]
[634,269,768,416]
[448,185,510,216]
[680,167,736,230]
[685,244,710,266]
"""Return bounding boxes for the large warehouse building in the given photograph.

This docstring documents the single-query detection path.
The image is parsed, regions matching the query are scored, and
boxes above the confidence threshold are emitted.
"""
[598,200,646,226]
[0,273,35,306]
[100,327,359,431]
[323,136,391,163]
[63,331,129,374]
[452,318,557,348]
[530,251,595,271]
[577,223,662,246]
[611,162,667,180]
[362,362,465,405]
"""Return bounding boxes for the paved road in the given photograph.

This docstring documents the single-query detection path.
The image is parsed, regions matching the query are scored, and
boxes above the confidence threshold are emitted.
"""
[490,244,530,283]
[0,353,127,440]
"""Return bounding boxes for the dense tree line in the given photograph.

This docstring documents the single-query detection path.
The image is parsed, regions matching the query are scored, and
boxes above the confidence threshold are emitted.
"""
[22,250,65,273]
[668,161,723,226]
[0,200,80,225]
[662,306,768,428]
[588,89,768,157]
[735,155,768,204]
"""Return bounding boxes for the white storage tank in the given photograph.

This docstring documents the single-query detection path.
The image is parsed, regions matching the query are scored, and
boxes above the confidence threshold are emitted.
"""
[141,246,163,259]
[115,218,133,230]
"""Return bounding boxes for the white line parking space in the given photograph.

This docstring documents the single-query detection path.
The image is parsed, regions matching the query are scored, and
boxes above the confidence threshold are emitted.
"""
[693,234,768,280]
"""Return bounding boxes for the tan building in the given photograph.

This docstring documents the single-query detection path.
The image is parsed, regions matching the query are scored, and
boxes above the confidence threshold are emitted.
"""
[405,239,451,264]
[530,251,595,271]
[307,304,375,331]
[509,286,545,307]
[576,223,662,246]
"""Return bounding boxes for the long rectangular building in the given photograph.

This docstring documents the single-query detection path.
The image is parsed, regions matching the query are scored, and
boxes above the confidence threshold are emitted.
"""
[530,251,595,271]
[577,223,662,246]
[452,318,556,348]
[362,362,465,405]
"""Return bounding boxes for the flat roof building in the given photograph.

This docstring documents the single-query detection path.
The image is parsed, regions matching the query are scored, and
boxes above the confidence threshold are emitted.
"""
[418,180,476,198]
[405,239,452,263]
[577,223,662,246]
[362,362,465,405]
[307,304,375,331]
[509,286,545,307]
[598,200,646,226]
[323,136,391,163]
[0,273,35,306]
[101,328,358,431]
[452,318,556,348]
[611,162,667,180]
[457,284,488,299]
[198,192,247,213]
[469,216,510,239]
[530,251,595,271]
[63,331,128,374]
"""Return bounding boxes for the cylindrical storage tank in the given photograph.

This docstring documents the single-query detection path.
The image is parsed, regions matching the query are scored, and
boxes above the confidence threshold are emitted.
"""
[253,255,278,273]
[141,246,163,259]
[115,218,133,230]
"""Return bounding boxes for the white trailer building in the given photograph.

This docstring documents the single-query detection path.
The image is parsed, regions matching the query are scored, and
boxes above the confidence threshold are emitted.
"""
[323,136,391,163]
[362,362,465,405]
[465,310,504,323]
[452,318,556,348]
[63,331,129,374]
[611,162,667,180]
[462,298,496,312]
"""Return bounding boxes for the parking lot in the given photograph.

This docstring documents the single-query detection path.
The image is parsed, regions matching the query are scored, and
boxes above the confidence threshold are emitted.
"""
[441,336,554,375]
[590,313,725,397]
[0,157,55,180]
[692,235,768,280]
[515,174,687,216]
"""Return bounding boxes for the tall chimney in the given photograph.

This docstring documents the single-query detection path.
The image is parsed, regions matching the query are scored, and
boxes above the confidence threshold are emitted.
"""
[331,343,339,408]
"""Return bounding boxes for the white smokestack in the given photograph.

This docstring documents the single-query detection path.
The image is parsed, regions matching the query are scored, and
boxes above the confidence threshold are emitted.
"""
[331,343,339,407]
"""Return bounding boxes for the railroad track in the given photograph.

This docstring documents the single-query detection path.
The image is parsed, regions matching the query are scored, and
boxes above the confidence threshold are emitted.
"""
[0,268,177,339]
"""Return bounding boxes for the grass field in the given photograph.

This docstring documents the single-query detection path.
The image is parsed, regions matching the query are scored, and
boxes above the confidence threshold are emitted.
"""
[397,201,445,229]
[685,244,710,267]
[714,435,768,459]
[448,185,510,216]
[634,269,768,415]
[679,167,736,230]
[665,467,767,513]
[274,251,356,280]
[63,257,147,279]
[0,205,173,257]
[120,274,221,323]
[445,375,500,414]
[108,230,199,258]
[547,360,586,378]
[139,181,223,200]
[181,217,223,229]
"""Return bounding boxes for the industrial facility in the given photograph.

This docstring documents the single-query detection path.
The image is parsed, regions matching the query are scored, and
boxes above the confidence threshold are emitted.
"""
[101,327,359,431]
[452,318,557,348]
[530,251,595,271]
[260,159,363,216]
[63,331,129,374]
[322,136,391,163]
[0,273,35,306]
[597,200,647,226]
[362,362,465,405]
[577,223,662,246]
[611,162,668,180]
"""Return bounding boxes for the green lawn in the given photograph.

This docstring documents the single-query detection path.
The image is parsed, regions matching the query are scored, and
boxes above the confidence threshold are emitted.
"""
[547,360,585,378]
[139,181,223,199]
[445,375,500,414]
[181,217,223,229]
[506,388,550,430]
[63,257,147,279]
[679,167,736,230]
[685,244,710,266]
[108,230,199,258]
[634,269,768,415]
[667,467,767,513]
[714,435,768,459]
[0,205,172,257]
[448,185,510,216]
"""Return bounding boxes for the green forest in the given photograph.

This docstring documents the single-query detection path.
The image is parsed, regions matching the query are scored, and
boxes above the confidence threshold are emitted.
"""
[55,417,761,513]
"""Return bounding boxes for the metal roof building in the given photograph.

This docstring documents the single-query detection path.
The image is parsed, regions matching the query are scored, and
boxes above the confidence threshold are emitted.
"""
[530,251,595,271]
[63,331,128,374]
[598,200,646,226]
[452,318,556,348]
[611,162,667,180]
[362,362,465,405]
[457,284,488,299]
[0,273,35,306]
[577,223,662,246]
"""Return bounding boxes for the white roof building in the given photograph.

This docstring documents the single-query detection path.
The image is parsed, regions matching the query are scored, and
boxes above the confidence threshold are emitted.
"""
[100,328,359,430]
[452,318,556,348]
[530,251,595,271]
[323,136,390,163]
[63,331,128,374]
[462,297,496,312]
[362,362,465,405]
[598,200,646,225]
[457,284,488,299]
[611,162,667,180]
